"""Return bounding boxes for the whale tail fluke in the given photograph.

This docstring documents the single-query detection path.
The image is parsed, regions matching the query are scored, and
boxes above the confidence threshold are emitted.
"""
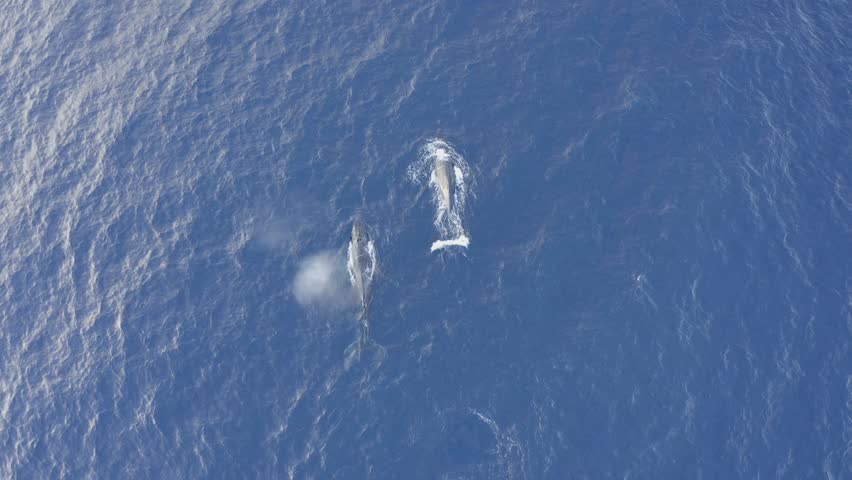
[343,310,385,369]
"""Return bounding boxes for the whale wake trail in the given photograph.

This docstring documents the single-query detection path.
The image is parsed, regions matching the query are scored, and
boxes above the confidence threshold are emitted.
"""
[408,139,471,251]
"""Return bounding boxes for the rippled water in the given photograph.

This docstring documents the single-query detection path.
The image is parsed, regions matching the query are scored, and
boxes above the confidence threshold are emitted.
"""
[1,1,850,478]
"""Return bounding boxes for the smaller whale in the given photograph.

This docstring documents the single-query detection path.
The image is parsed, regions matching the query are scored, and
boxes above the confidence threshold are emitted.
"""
[433,148,456,217]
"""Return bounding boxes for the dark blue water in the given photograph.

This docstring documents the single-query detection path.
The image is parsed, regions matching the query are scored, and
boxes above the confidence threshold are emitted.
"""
[2,1,850,478]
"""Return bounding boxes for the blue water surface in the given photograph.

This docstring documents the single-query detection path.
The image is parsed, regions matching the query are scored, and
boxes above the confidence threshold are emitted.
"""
[1,1,850,478]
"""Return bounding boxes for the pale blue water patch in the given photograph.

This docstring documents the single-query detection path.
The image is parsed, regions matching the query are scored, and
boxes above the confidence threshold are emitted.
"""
[1,0,850,478]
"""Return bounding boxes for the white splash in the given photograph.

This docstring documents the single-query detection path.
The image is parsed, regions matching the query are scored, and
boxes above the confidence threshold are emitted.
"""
[430,234,470,252]
[408,139,471,251]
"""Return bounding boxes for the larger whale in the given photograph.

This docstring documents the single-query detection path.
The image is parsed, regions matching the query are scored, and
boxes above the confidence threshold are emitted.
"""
[344,219,384,366]
[348,218,374,311]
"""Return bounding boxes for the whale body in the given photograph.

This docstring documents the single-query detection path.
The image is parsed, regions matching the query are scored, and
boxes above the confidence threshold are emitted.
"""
[347,219,374,310]
[433,148,456,217]
[344,219,384,367]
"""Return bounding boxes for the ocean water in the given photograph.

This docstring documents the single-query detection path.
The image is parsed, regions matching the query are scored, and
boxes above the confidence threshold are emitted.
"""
[1,1,850,478]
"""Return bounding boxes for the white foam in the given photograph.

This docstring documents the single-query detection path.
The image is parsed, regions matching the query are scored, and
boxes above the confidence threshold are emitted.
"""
[430,235,470,252]
[435,147,449,161]
[346,242,357,287]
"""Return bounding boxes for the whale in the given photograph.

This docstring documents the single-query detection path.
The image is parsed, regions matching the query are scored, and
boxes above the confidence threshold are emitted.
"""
[344,218,384,367]
[347,218,373,311]
[433,148,456,217]
[410,139,471,252]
